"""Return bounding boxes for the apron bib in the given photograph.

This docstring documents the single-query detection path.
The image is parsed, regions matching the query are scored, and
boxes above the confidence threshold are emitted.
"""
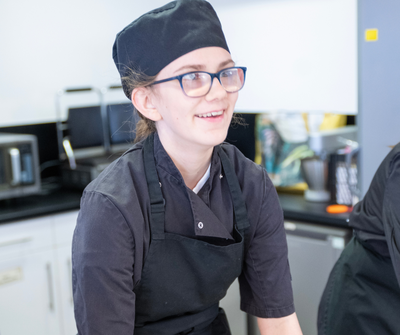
[134,134,250,335]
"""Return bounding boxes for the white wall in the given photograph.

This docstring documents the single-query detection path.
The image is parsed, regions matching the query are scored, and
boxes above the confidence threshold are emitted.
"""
[0,0,357,126]
[0,0,167,126]
[216,0,357,114]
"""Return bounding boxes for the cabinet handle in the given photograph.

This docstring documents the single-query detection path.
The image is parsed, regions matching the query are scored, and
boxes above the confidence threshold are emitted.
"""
[46,263,55,312]
[0,237,32,248]
[67,258,73,305]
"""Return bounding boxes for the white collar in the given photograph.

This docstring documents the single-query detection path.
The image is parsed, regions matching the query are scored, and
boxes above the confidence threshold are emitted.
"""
[192,163,211,194]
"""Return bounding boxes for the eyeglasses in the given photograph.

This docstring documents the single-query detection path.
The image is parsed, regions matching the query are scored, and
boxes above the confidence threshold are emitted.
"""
[150,66,247,98]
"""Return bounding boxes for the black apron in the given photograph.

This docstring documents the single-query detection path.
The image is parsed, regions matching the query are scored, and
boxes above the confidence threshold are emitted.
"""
[134,134,250,335]
[318,236,400,335]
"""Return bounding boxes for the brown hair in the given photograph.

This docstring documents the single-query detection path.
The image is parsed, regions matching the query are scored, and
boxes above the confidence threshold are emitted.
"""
[122,67,246,143]
[121,67,158,143]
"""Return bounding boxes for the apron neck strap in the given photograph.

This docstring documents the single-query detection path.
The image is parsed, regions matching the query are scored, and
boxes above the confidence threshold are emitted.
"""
[143,133,165,240]
[217,146,250,232]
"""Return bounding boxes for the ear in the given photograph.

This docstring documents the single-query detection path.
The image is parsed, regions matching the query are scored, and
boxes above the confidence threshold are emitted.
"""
[131,87,163,122]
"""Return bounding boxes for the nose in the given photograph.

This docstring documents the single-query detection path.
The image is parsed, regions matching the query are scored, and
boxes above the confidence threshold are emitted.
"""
[205,77,227,101]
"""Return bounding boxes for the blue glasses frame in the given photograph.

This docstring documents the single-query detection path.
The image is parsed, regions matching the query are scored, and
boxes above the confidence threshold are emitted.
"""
[150,66,247,98]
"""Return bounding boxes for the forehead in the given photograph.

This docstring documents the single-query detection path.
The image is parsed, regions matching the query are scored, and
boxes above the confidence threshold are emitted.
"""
[158,47,234,76]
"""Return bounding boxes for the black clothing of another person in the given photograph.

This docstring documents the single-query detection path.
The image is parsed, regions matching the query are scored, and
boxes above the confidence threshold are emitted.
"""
[318,143,400,335]
[72,133,294,334]
[349,143,400,283]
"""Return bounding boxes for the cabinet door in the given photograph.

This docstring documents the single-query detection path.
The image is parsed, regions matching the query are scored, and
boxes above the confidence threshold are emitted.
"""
[0,251,62,335]
[55,245,77,335]
[0,216,53,261]
[284,222,350,335]
[52,210,79,335]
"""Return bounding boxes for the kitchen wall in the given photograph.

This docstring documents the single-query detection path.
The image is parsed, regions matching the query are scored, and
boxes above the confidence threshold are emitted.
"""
[216,0,357,113]
[0,0,165,126]
[0,0,357,127]
[357,0,400,194]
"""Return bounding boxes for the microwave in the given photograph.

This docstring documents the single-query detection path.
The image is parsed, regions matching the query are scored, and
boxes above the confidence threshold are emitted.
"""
[0,133,41,200]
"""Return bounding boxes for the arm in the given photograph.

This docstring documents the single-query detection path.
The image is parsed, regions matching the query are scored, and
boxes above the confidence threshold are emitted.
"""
[72,191,136,334]
[257,313,303,335]
[239,168,297,323]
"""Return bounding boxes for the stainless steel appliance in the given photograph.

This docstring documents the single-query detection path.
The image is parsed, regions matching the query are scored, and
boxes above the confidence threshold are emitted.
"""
[0,133,41,200]
[301,157,330,202]
[56,87,136,189]
[301,126,358,202]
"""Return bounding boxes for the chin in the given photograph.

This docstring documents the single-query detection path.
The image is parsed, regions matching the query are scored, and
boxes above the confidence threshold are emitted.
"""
[201,130,229,148]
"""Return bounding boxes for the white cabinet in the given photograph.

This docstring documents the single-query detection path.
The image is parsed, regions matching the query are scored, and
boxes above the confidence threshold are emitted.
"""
[0,211,79,335]
[53,210,79,335]
[53,211,79,247]
[55,245,76,335]
[285,222,351,335]
[0,216,62,335]
[0,215,53,260]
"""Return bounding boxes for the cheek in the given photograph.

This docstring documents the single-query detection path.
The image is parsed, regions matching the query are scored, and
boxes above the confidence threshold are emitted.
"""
[227,93,239,114]
[230,92,239,105]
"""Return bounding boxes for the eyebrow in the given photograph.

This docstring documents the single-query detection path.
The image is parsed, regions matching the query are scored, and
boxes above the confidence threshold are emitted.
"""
[174,59,236,74]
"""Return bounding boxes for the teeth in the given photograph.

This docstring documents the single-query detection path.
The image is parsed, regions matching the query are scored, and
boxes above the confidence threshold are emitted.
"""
[197,111,223,118]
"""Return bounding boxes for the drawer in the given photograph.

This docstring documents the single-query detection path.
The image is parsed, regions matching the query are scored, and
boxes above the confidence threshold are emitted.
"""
[0,215,53,260]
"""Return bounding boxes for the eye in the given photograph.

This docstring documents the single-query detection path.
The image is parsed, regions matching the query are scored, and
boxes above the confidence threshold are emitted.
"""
[184,72,207,81]
[221,69,235,77]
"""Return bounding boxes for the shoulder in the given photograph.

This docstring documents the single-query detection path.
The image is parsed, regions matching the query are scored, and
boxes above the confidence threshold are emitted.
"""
[388,143,400,175]
[368,142,400,190]
[85,141,145,197]
[80,141,149,223]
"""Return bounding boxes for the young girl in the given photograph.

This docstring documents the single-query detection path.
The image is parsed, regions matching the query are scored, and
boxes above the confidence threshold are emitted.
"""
[72,1,302,334]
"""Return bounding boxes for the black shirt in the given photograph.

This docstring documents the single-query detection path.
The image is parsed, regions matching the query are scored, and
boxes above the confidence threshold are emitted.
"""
[349,142,400,286]
[72,134,294,333]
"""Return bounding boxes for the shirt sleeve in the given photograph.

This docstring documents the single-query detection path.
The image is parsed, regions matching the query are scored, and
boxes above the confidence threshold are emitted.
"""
[239,170,295,318]
[72,190,136,334]
[382,154,400,287]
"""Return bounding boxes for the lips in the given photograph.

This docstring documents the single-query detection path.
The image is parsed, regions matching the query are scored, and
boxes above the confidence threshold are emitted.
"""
[195,110,223,118]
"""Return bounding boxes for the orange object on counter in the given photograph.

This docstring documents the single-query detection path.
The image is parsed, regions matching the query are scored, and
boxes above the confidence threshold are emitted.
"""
[326,204,353,214]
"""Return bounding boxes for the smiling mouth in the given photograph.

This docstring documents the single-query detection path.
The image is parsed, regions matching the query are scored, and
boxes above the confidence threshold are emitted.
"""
[196,111,223,118]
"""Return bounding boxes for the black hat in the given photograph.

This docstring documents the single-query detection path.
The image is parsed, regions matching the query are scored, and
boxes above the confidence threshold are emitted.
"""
[113,0,229,97]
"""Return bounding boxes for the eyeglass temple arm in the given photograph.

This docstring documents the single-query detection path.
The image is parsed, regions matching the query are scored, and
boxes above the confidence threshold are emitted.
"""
[151,76,182,86]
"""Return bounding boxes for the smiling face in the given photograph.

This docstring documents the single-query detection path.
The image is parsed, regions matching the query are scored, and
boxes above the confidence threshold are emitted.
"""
[144,47,239,152]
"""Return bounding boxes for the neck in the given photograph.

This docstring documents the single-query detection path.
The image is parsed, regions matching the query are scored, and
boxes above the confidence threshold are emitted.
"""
[157,133,213,190]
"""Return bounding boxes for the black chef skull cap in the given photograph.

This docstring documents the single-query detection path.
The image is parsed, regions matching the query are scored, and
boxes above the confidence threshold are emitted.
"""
[112,0,230,98]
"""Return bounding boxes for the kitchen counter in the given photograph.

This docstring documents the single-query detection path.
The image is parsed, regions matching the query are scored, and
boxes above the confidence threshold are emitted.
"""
[0,187,82,224]
[0,187,350,227]
[278,193,350,228]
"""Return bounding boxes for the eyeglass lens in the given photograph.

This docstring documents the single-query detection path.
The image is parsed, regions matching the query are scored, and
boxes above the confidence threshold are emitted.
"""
[182,68,245,97]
